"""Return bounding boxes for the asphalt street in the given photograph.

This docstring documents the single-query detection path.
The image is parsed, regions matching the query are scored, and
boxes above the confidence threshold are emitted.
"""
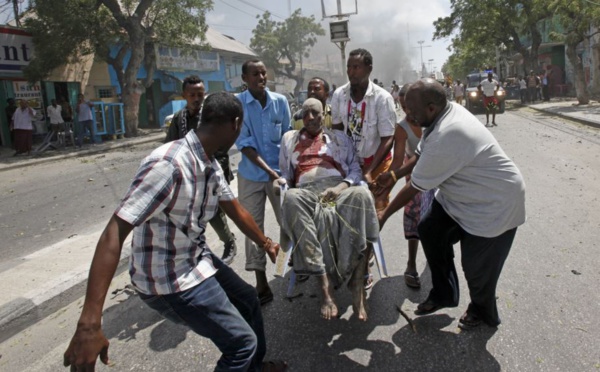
[0,106,599,371]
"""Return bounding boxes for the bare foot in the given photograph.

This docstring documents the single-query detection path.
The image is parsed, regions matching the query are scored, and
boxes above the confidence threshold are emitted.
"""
[321,298,339,320]
[350,281,368,321]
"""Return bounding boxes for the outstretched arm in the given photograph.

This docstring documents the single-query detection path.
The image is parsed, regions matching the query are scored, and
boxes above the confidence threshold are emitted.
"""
[64,215,133,371]
[220,199,280,262]
[241,147,280,181]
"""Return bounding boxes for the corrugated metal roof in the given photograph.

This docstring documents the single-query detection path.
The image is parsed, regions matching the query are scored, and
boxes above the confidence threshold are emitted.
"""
[204,28,256,57]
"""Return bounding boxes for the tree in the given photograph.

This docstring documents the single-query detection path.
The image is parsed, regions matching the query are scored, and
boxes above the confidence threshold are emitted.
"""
[250,9,325,96]
[548,0,600,104]
[24,0,213,136]
[441,36,496,80]
[434,0,550,77]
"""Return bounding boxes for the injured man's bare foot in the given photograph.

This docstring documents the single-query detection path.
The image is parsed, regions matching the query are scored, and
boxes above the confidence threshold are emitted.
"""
[348,256,368,321]
[318,274,339,320]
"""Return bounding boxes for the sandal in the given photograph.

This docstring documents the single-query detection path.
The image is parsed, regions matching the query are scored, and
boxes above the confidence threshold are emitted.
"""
[262,359,288,372]
[404,272,421,289]
[458,311,482,330]
[364,273,374,290]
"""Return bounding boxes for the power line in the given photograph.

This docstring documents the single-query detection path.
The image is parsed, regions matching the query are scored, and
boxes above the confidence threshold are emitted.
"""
[231,0,286,19]
[218,0,258,18]
[209,23,253,31]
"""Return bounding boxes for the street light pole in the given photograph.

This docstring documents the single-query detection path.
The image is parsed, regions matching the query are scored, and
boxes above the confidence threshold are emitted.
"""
[414,40,431,77]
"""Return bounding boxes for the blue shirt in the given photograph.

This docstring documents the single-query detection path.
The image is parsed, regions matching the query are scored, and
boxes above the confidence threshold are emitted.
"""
[236,89,291,182]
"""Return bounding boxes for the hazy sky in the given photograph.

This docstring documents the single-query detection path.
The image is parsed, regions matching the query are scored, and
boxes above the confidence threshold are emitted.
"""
[208,0,453,80]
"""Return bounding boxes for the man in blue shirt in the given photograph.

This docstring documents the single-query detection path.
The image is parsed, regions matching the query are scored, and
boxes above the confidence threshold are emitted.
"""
[236,59,291,305]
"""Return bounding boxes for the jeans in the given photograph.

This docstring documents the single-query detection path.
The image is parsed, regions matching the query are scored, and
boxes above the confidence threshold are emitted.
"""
[76,119,96,147]
[139,254,266,371]
[418,199,517,326]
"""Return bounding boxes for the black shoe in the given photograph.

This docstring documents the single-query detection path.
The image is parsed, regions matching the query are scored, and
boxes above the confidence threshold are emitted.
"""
[221,239,237,265]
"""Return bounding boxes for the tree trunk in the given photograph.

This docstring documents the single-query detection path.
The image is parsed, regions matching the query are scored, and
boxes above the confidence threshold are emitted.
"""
[120,25,146,137]
[122,85,142,136]
[293,76,303,98]
[591,42,600,95]
[566,41,590,105]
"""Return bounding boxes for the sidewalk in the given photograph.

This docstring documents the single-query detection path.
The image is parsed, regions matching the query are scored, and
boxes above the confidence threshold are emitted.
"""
[521,98,600,128]
[0,128,166,173]
[2,100,599,342]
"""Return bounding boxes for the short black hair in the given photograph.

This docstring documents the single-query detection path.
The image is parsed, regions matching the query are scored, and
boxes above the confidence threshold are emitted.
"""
[6,98,14,103]
[418,78,447,108]
[242,59,263,75]
[349,48,373,67]
[182,75,204,91]
[201,92,243,126]
[308,77,330,93]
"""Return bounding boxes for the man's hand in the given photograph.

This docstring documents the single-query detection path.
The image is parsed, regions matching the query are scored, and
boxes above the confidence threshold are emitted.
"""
[264,240,280,263]
[272,178,287,197]
[63,324,110,371]
[319,183,348,203]
[377,209,388,231]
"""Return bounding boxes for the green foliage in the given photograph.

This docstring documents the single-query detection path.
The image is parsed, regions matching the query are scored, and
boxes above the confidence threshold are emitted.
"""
[434,0,550,76]
[250,9,325,92]
[23,0,213,82]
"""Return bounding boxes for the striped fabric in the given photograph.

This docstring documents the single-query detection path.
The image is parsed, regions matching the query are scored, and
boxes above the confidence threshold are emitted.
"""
[115,131,234,295]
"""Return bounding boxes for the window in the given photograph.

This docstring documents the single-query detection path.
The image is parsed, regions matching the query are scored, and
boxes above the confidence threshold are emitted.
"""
[96,86,116,99]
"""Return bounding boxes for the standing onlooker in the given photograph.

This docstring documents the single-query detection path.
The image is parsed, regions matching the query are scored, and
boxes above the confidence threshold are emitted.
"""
[47,99,64,139]
[292,77,332,130]
[379,78,526,330]
[5,98,17,149]
[444,81,453,101]
[235,59,291,305]
[453,80,465,105]
[527,71,539,103]
[518,76,528,104]
[542,68,551,101]
[10,99,35,156]
[478,72,500,126]
[391,83,400,108]
[164,75,239,265]
[75,93,96,148]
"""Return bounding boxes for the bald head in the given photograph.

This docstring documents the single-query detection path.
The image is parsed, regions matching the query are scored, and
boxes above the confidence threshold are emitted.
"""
[404,78,448,127]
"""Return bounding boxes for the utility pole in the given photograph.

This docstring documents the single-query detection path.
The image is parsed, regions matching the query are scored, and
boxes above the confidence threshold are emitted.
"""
[322,0,357,75]
[414,40,431,78]
[12,0,20,27]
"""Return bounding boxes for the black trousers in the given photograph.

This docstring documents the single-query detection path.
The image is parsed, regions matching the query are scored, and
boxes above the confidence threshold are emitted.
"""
[418,199,517,326]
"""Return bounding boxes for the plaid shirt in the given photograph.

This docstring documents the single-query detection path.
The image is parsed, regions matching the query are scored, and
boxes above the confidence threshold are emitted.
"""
[115,131,234,295]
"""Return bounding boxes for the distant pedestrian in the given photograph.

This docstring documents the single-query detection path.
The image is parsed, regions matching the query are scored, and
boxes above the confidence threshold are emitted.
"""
[444,81,453,101]
[542,69,551,101]
[75,93,96,147]
[47,99,64,138]
[478,72,499,126]
[518,76,527,104]
[11,99,35,156]
[5,98,17,149]
[165,75,239,265]
[453,80,465,105]
[527,71,539,103]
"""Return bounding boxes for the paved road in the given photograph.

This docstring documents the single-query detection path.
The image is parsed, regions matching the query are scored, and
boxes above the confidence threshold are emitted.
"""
[0,107,599,371]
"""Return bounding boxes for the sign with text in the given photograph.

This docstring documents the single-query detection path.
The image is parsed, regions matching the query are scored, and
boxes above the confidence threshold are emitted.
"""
[155,46,219,72]
[13,81,46,133]
[0,27,34,74]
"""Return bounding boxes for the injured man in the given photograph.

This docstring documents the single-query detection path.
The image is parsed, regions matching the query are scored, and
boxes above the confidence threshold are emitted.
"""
[276,98,379,321]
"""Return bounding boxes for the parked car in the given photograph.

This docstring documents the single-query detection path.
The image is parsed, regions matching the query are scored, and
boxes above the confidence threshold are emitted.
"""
[465,72,506,114]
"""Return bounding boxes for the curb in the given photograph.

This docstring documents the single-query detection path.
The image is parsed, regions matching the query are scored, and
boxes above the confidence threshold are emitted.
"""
[0,250,131,344]
[0,132,165,173]
[527,105,600,130]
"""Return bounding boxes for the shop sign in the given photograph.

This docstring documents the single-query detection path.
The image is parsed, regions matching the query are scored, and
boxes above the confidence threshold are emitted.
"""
[155,46,219,72]
[0,27,33,73]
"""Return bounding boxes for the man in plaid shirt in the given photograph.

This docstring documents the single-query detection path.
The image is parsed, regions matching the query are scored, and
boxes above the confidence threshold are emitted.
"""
[64,93,287,372]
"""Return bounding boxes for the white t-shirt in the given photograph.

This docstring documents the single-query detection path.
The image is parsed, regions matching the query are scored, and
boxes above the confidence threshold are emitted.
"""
[330,81,396,160]
[47,105,64,124]
[453,84,464,97]
[480,79,499,97]
[519,79,527,89]
[411,103,526,238]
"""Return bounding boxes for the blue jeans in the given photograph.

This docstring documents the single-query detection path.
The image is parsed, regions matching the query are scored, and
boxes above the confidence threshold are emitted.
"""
[76,120,95,147]
[139,255,266,371]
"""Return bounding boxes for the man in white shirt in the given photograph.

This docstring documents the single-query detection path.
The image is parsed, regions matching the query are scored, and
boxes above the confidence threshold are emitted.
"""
[47,99,64,135]
[75,93,96,147]
[453,80,465,105]
[378,78,526,330]
[478,72,499,126]
[10,99,36,156]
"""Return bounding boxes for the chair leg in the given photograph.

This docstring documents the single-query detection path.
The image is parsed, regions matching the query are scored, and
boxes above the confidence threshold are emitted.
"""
[372,237,388,278]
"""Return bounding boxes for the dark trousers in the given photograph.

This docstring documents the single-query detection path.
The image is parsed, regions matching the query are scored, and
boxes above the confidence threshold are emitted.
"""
[140,253,266,371]
[527,87,537,103]
[542,85,550,101]
[418,199,517,326]
[209,206,235,244]
[520,89,527,104]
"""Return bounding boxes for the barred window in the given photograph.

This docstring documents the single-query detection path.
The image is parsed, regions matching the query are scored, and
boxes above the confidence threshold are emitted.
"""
[96,87,116,98]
